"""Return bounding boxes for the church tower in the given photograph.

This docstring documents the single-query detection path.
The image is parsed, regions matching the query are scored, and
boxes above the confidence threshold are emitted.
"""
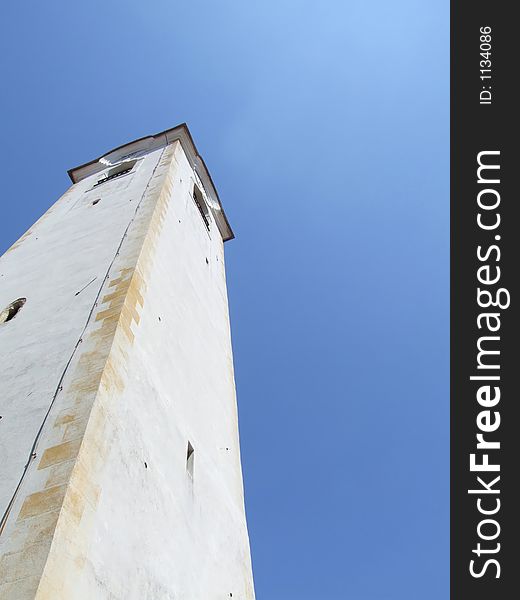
[0,125,255,599]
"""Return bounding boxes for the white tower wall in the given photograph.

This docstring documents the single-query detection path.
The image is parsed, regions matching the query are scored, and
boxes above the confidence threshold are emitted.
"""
[0,126,255,599]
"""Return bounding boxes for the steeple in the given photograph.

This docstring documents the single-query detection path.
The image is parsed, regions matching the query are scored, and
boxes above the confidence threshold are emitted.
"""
[0,125,255,599]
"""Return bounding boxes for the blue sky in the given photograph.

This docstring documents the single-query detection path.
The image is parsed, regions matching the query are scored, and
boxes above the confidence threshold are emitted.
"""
[0,2,448,598]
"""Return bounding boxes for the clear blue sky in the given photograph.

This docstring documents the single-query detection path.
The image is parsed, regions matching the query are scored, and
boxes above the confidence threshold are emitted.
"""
[0,2,448,598]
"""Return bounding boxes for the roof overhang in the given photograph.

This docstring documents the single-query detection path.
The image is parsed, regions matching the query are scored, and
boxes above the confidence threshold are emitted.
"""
[67,123,234,242]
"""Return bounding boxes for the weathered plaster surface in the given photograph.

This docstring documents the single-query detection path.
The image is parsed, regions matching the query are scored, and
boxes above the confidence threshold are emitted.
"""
[0,137,254,599]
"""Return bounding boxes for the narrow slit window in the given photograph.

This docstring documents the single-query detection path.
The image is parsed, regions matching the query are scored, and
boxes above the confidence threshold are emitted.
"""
[186,441,195,478]
[193,185,210,231]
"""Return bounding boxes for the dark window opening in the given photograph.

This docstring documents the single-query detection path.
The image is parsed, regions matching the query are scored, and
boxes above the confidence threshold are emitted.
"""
[95,160,137,187]
[193,185,210,231]
[0,298,26,324]
[186,441,195,478]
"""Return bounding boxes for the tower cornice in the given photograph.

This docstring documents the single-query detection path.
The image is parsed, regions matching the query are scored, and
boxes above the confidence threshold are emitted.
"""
[67,123,234,242]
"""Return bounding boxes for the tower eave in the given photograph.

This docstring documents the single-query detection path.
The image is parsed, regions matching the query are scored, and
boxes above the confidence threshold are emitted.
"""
[67,123,234,242]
